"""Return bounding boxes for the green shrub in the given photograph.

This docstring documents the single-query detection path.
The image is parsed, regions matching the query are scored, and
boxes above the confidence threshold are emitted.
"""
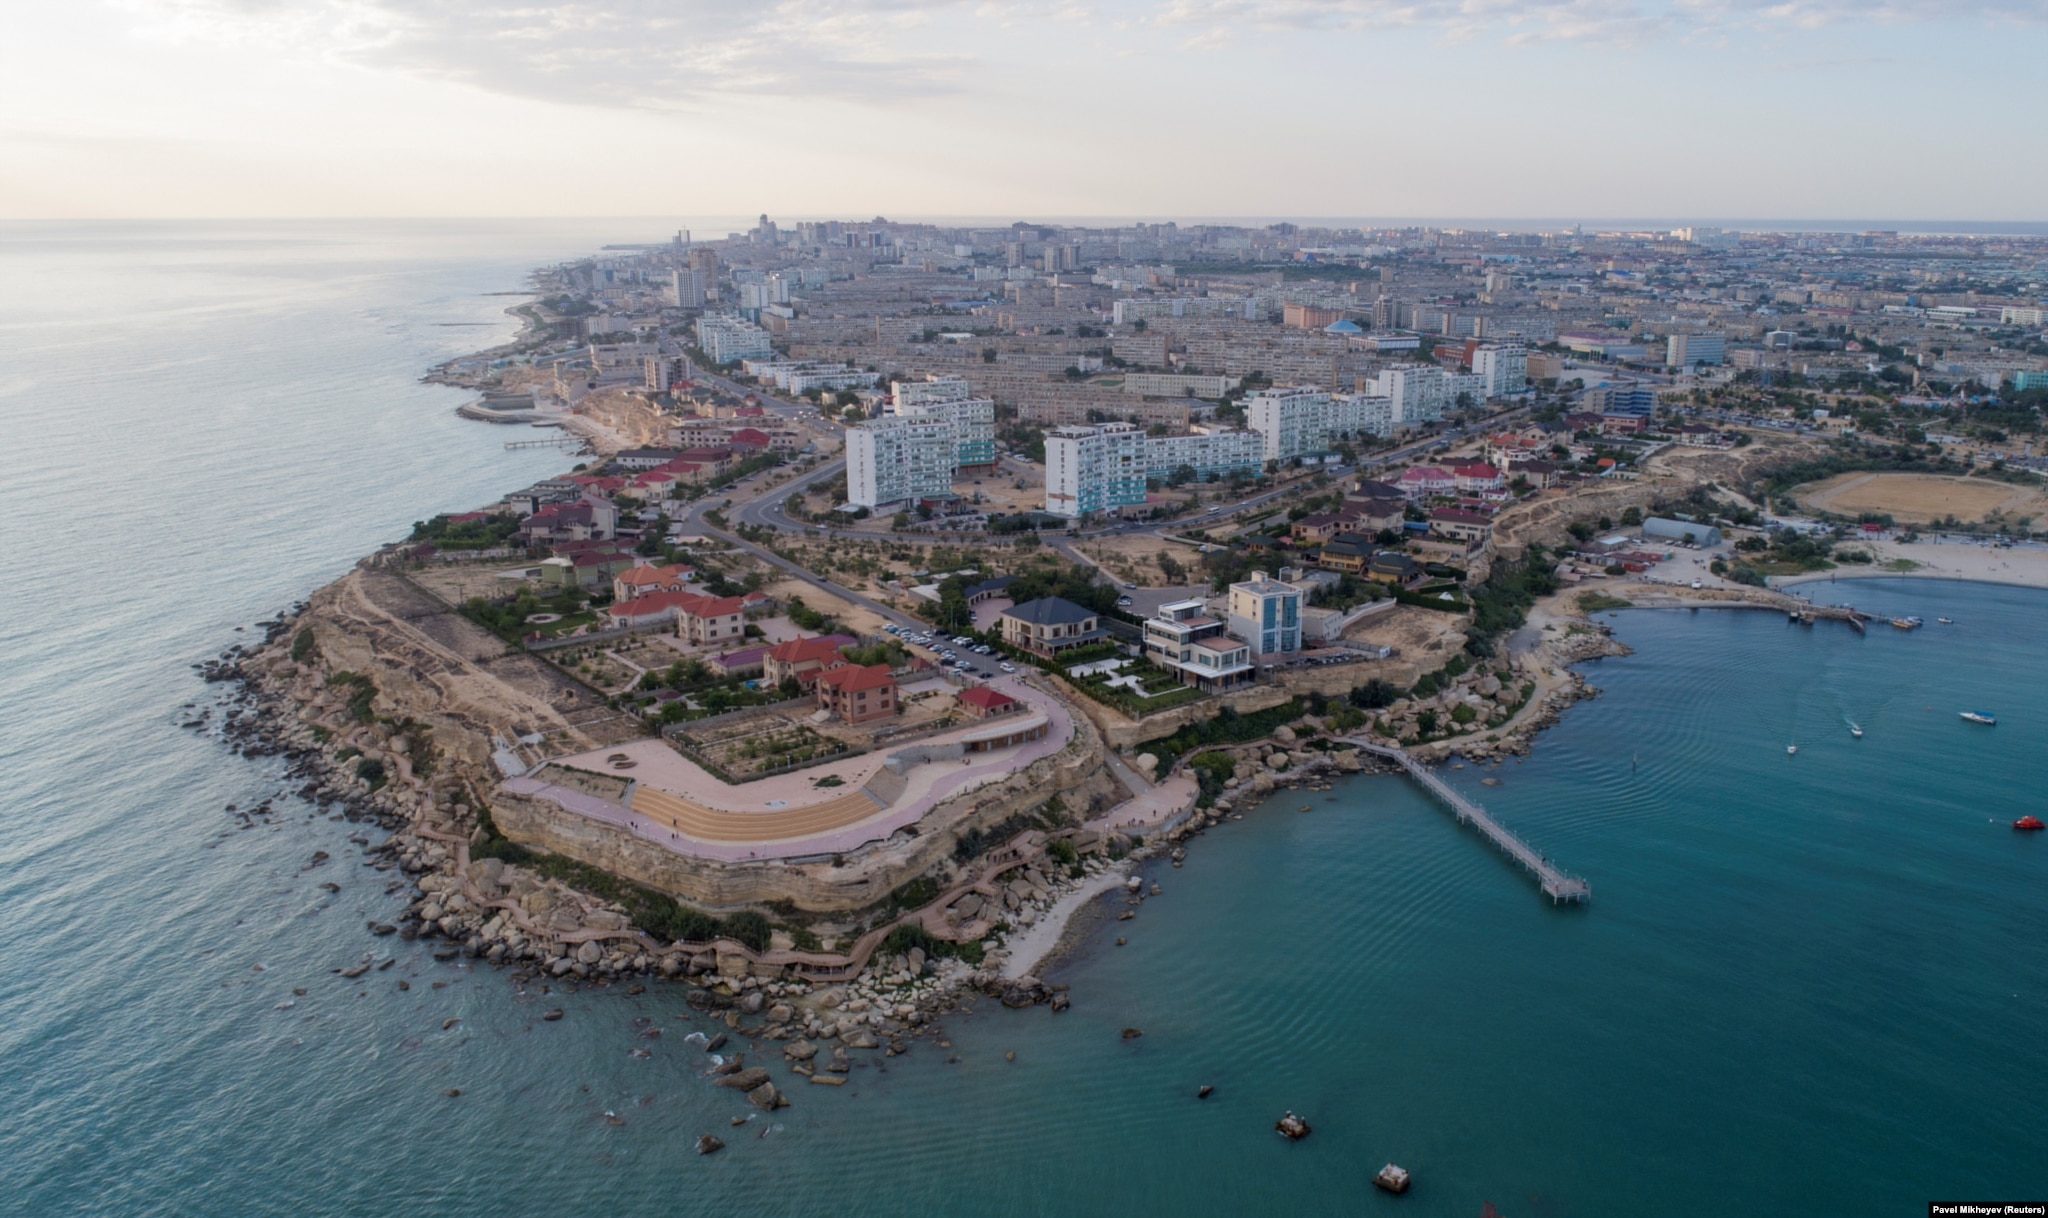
[290,629,316,663]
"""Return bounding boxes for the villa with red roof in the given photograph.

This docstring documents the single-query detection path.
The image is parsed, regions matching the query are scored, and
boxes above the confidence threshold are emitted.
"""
[606,588,704,628]
[1452,462,1504,494]
[612,562,694,602]
[813,663,897,724]
[674,592,748,645]
[1398,465,1455,501]
[763,634,856,689]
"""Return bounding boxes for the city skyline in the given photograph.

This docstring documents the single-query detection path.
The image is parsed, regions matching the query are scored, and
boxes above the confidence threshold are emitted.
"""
[6,0,2048,220]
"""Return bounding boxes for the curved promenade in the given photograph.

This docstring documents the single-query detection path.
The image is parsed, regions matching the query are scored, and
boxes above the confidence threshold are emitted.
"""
[501,678,1075,861]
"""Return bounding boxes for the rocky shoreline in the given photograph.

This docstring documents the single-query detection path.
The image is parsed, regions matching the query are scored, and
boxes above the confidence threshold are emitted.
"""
[197,600,1191,1109]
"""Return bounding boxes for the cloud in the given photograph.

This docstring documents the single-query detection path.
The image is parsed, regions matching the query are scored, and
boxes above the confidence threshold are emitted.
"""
[1149,0,2048,46]
[121,0,978,107]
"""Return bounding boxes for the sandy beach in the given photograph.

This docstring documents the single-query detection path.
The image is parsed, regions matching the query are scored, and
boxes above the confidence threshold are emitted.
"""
[1000,863,1132,980]
[1777,537,2048,592]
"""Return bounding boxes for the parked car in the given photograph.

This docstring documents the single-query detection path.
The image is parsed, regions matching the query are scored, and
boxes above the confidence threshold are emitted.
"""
[1116,596,1134,607]
[972,645,992,654]
[998,662,1016,672]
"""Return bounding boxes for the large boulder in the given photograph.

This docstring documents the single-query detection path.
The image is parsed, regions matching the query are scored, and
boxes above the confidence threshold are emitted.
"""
[747,1082,781,1111]
[715,1067,771,1091]
[1273,725,1297,745]
[1135,753,1159,778]
[1265,752,1290,771]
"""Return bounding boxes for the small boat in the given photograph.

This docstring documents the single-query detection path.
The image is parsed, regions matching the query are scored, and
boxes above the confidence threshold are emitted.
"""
[1850,725,1863,739]
[1786,744,1798,755]
[1937,617,1954,624]
[1373,1163,1412,1194]
[2016,816,2046,832]
[1275,1111,1311,1141]
[1890,616,1923,630]
[1960,711,1997,726]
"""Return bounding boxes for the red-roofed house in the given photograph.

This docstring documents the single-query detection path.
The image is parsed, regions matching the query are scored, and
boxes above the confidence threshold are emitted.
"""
[675,446,735,475]
[674,593,747,645]
[726,427,773,454]
[606,588,703,627]
[1452,463,1504,494]
[955,686,1021,720]
[814,663,897,724]
[1398,465,1455,501]
[613,563,694,602]
[763,634,854,689]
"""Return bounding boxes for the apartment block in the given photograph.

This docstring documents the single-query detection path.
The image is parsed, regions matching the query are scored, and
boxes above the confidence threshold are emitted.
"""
[891,375,997,468]
[1143,426,1264,482]
[1045,422,1147,518]
[1372,364,1446,423]
[846,414,955,508]
[1666,333,1727,368]
[695,314,773,364]
[1471,344,1528,396]
[1121,372,1237,399]
[1244,387,1395,462]
[1113,296,1260,323]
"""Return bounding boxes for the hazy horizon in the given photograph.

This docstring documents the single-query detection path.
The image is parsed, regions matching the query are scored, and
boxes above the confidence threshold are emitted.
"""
[7,1,2048,222]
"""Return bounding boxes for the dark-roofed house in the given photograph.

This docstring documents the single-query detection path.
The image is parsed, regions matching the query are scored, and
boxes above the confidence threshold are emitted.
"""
[1315,538,1375,574]
[1369,551,1426,587]
[962,574,1016,604]
[615,447,682,470]
[1429,507,1494,546]
[999,597,1104,658]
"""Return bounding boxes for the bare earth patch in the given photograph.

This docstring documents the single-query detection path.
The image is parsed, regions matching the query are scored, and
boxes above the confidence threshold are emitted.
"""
[1793,472,2048,525]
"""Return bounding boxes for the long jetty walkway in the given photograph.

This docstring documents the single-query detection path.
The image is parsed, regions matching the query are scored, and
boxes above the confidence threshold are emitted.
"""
[1345,739,1590,905]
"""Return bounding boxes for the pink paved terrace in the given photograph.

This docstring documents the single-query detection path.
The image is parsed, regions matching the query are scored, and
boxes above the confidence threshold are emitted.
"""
[501,676,1075,861]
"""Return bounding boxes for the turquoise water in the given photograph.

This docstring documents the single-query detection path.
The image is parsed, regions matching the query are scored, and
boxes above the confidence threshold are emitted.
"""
[3,224,2044,1216]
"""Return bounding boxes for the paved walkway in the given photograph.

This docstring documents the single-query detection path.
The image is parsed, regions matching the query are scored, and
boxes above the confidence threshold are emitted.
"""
[505,676,1077,861]
[1084,774,1198,837]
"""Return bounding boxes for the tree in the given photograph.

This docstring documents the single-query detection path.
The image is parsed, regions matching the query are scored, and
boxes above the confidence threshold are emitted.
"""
[1620,506,1643,526]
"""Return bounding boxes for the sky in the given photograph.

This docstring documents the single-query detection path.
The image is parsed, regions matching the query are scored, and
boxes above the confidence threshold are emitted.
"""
[3,0,2046,222]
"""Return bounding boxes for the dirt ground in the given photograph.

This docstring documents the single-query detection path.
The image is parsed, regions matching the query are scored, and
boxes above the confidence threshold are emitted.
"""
[758,578,895,638]
[1792,471,2048,525]
[1073,533,1206,587]
[1345,604,1469,685]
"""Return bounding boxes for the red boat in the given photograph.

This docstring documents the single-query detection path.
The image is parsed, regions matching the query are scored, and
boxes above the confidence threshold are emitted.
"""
[2016,816,2046,832]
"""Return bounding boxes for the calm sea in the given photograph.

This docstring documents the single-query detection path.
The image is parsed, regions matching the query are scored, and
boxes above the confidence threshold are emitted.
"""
[1,222,2042,1217]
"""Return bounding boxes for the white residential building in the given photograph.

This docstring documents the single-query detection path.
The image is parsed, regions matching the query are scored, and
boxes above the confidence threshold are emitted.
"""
[1666,333,1727,368]
[667,268,708,307]
[1121,372,1238,399]
[1143,427,1263,482]
[1112,296,1262,323]
[786,366,881,395]
[1245,387,1396,462]
[2001,307,2046,327]
[1045,422,1147,518]
[1373,364,1446,424]
[846,415,955,508]
[892,376,996,468]
[1471,344,1528,396]
[1444,372,1490,410]
[695,314,773,364]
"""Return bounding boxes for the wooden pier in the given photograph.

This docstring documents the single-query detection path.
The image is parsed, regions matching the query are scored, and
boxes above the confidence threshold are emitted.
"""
[1346,740,1590,904]
[504,436,582,451]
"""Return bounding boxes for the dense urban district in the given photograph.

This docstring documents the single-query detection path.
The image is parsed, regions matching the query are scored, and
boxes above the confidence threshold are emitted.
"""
[218,217,2048,1106]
